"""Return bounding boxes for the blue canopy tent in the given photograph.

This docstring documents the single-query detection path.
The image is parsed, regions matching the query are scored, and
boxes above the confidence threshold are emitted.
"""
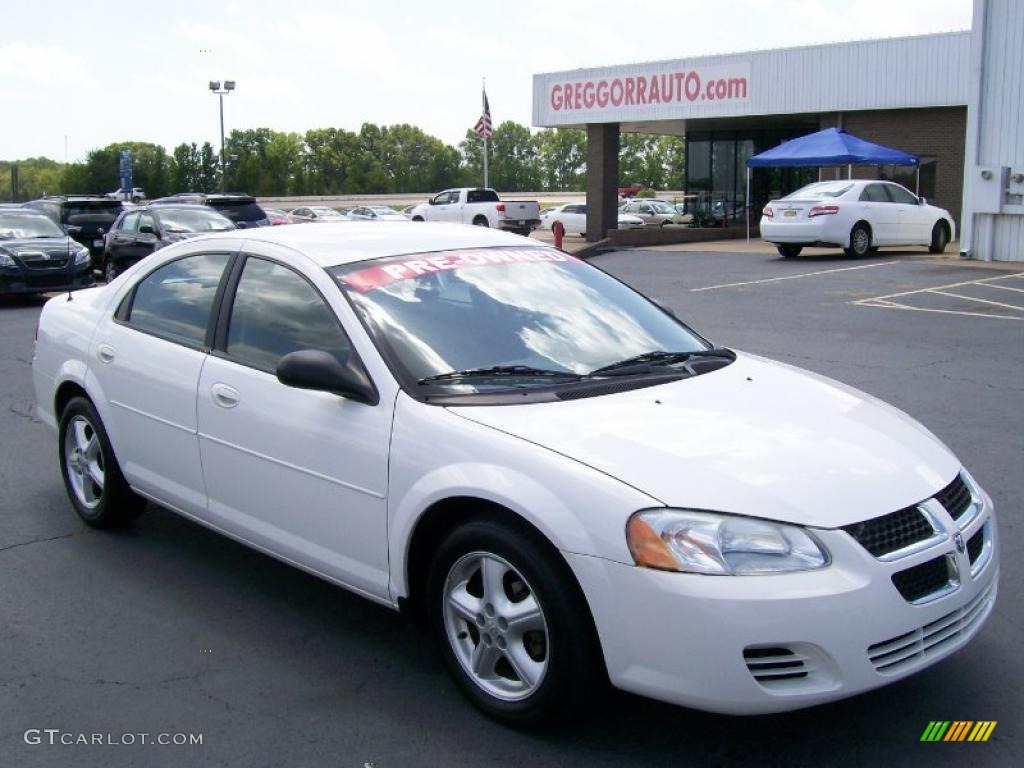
[744,127,919,240]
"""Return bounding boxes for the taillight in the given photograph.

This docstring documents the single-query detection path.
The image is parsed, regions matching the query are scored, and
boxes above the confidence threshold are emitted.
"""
[762,205,773,218]
[496,203,506,213]
[808,205,839,217]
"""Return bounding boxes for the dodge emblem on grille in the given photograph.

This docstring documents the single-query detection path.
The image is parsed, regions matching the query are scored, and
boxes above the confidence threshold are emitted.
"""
[953,532,965,554]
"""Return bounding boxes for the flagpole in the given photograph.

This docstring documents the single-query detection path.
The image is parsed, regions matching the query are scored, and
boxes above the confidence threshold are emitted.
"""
[482,78,489,189]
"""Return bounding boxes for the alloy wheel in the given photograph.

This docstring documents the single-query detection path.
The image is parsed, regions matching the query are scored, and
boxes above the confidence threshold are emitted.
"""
[443,551,549,701]
[63,415,105,509]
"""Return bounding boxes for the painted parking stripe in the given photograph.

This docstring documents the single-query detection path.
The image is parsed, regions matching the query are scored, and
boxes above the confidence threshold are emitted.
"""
[980,282,1024,294]
[862,271,1024,302]
[690,261,899,292]
[927,290,1024,312]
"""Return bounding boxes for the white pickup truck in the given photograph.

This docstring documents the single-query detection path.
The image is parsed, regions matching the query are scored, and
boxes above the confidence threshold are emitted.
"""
[409,188,541,236]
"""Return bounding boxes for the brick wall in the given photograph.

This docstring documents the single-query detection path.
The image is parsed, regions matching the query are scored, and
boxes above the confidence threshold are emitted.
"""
[819,106,967,228]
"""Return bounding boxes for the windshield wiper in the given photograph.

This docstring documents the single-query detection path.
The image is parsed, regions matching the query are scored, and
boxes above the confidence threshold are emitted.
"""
[589,349,733,376]
[419,365,582,386]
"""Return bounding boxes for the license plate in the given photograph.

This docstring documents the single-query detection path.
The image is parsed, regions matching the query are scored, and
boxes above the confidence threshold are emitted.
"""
[783,210,798,218]
[93,239,104,247]
[518,220,525,226]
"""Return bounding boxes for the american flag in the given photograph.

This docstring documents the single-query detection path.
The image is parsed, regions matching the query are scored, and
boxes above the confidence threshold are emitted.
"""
[473,90,492,139]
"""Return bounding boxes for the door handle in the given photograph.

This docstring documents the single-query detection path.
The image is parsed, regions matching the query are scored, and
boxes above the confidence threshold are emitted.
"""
[211,383,239,409]
[97,344,116,364]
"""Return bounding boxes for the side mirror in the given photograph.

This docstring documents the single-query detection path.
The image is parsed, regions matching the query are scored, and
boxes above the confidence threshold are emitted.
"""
[276,349,378,405]
[139,224,156,235]
[918,197,927,205]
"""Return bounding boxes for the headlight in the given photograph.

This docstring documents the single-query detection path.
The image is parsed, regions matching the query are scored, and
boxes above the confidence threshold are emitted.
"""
[73,246,91,265]
[626,509,829,575]
[0,249,14,267]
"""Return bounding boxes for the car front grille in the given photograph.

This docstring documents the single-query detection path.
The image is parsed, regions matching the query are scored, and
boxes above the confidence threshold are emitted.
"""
[934,474,972,522]
[891,555,954,603]
[743,646,810,686]
[18,252,70,270]
[842,505,935,558]
[867,582,995,675]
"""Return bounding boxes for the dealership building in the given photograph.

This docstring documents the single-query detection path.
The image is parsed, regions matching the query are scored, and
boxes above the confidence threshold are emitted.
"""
[532,0,1022,261]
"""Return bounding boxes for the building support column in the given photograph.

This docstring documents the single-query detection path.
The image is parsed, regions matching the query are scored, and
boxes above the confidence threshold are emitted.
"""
[586,123,620,242]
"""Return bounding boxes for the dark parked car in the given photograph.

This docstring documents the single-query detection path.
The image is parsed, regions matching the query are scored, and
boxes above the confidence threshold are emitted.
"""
[23,196,125,268]
[151,193,269,228]
[0,210,94,295]
[102,205,235,281]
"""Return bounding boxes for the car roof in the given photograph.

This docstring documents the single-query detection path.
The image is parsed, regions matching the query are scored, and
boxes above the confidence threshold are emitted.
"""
[187,221,546,267]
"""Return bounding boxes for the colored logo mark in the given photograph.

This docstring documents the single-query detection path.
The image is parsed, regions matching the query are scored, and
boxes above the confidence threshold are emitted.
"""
[920,721,997,742]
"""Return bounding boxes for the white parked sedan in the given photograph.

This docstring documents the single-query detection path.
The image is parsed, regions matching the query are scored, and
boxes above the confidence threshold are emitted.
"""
[759,180,956,258]
[539,203,644,234]
[33,223,997,723]
[288,205,349,223]
[347,205,408,222]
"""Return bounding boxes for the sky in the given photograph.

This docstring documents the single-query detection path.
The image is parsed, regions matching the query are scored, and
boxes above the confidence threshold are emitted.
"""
[0,0,973,162]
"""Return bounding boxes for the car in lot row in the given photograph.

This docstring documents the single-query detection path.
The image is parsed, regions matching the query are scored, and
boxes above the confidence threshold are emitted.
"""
[151,193,269,229]
[262,208,295,226]
[289,206,349,223]
[101,205,235,281]
[619,200,691,226]
[539,203,644,235]
[33,222,997,725]
[409,188,541,236]
[759,180,955,258]
[0,209,93,295]
[347,205,406,222]
[24,195,126,268]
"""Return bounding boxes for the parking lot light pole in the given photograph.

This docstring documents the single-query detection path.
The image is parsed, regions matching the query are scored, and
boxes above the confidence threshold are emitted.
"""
[208,80,236,194]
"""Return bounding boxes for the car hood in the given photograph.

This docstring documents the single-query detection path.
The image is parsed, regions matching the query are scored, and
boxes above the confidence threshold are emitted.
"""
[1,236,79,256]
[449,353,959,528]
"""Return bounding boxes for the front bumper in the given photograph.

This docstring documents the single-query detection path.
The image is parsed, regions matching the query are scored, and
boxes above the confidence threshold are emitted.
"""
[568,500,998,714]
[0,265,94,295]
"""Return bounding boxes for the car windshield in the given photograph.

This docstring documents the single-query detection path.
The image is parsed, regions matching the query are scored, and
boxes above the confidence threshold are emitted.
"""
[650,202,675,213]
[782,182,854,200]
[370,207,400,214]
[209,201,266,223]
[157,208,235,233]
[0,213,66,239]
[332,247,709,393]
[312,207,343,216]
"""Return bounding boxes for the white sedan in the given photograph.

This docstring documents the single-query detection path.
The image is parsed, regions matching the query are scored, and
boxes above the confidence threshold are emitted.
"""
[33,223,997,723]
[760,180,956,258]
[539,203,644,235]
[347,205,408,222]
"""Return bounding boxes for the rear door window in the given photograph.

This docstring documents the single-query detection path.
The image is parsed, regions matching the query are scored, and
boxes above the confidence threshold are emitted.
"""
[126,253,232,347]
[860,184,891,203]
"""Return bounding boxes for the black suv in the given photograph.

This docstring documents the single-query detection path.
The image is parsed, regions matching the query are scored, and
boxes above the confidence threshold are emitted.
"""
[23,196,125,269]
[151,193,268,229]
[102,205,235,281]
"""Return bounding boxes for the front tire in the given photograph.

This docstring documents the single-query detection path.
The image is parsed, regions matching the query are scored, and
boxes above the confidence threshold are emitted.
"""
[777,244,803,258]
[103,257,119,283]
[427,519,601,725]
[845,222,871,258]
[929,221,950,254]
[58,397,144,528]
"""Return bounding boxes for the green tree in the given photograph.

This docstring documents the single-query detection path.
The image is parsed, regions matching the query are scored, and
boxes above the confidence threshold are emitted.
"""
[537,128,586,191]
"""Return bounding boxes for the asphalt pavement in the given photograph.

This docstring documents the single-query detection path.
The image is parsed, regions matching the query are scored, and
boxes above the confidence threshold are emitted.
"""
[1,248,1020,768]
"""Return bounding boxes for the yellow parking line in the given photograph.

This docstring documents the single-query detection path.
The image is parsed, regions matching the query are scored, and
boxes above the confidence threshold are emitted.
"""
[928,290,1024,312]
[690,262,899,292]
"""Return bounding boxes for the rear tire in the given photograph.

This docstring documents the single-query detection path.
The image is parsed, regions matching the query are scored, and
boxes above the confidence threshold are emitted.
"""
[473,216,490,227]
[58,397,145,528]
[103,258,119,283]
[412,216,424,222]
[929,221,950,254]
[777,244,803,258]
[845,222,871,258]
[427,518,601,725]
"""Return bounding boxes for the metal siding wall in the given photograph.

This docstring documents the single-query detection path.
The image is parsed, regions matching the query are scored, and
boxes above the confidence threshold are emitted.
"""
[973,0,1024,261]
[533,32,970,127]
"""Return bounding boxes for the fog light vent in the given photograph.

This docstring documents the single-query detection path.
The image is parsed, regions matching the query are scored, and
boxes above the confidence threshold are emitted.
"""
[743,646,810,686]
